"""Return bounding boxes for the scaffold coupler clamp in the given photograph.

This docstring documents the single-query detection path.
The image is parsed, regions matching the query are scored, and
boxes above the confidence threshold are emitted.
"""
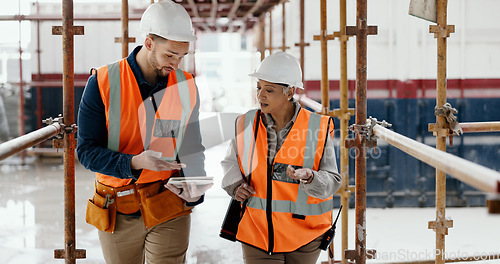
[42,114,78,149]
[42,115,65,139]
[366,116,392,141]
[435,102,463,136]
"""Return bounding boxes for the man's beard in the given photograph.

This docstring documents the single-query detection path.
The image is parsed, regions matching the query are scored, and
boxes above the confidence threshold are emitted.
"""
[150,49,173,78]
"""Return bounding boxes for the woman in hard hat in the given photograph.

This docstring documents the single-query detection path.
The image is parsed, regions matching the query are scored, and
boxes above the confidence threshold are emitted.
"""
[221,51,342,263]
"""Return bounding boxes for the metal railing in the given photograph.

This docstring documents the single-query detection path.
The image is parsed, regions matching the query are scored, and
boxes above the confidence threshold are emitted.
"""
[0,118,62,161]
[370,118,500,194]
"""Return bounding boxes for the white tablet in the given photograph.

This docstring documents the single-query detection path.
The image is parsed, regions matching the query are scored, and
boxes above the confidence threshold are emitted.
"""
[168,176,214,187]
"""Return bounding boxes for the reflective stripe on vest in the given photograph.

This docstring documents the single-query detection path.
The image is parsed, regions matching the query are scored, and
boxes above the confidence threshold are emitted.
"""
[239,109,258,177]
[107,62,121,152]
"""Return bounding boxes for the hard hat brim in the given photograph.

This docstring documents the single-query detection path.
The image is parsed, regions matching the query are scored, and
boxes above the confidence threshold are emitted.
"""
[249,72,304,89]
[152,32,197,42]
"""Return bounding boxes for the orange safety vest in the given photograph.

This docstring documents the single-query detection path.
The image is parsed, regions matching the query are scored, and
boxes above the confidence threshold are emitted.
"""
[94,58,198,187]
[235,108,334,253]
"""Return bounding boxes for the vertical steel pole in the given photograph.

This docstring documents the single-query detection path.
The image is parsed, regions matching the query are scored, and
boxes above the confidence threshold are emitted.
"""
[435,1,448,263]
[121,0,129,58]
[298,0,305,82]
[260,16,266,61]
[355,0,368,263]
[17,0,26,162]
[320,0,329,114]
[62,0,76,262]
[36,1,43,129]
[339,0,349,263]
[269,11,273,54]
[282,2,286,52]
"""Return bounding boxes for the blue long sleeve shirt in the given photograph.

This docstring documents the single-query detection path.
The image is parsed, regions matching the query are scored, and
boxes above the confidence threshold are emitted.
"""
[77,45,206,206]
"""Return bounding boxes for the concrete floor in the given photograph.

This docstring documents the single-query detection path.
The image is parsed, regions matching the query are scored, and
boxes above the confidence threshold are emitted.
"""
[0,143,499,264]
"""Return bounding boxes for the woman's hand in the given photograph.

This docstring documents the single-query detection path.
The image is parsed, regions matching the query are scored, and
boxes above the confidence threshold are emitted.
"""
[234,183,255,203]
[286,165,314,184]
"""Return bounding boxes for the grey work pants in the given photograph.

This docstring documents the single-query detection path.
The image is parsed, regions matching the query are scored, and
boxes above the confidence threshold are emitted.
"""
[98,213,191,264]
[242,235,323,264]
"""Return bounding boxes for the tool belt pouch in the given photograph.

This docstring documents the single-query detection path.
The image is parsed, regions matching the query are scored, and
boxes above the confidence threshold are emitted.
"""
[86,191,116,233]
[138,181,192,228]
[115,188,140,214]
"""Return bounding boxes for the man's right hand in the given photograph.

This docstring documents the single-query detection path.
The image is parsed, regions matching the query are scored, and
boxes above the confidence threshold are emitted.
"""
[131,150,186,171]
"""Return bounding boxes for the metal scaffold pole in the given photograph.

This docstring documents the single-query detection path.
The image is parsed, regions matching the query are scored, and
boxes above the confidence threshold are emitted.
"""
[17,0,26,162]
[259,15,266,61]
[268,11,273,54]
[121,0,130,58]
[427,1,455,263]
[52,0,85,262]
[344,0,377,262]
[294,0,309,84]
[312,0,334,115]
[115,0,135,58]
[336,0,352,263]
[324,0,354,262]
[354,0,368,260]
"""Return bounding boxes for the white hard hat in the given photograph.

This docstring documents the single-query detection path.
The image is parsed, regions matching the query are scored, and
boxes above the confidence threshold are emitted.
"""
[140,0,197,42]
[249,51,303,89]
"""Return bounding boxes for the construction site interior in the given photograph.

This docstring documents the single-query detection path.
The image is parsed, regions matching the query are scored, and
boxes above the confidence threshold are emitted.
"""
[0,0,499,263]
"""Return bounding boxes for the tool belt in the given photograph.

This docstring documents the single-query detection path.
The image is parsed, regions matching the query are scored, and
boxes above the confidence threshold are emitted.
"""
[85,179,193,233]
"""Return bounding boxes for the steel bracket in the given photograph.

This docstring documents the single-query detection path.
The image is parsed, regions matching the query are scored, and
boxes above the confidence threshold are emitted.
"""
[294,42,310,48]
[332,31,350,42]
[331,108,355,120]
[313,30,335,41]
[429,24,455,38]
[114,37,136,43]
[345,18,378,36]
[54,248,86,259]
[428,219,454,235]
[52,26,84,36]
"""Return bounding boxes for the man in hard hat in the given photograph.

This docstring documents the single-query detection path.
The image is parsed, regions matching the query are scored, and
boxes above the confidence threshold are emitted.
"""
[77,1,211,263]
[221,51,341,263]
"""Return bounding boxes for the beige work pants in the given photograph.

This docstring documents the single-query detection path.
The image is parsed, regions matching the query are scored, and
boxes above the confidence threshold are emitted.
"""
[98,213,190,264]
[242,235,323,264]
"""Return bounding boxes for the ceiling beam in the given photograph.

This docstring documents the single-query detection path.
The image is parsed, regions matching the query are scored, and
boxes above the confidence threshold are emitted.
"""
[187,0,200,18]
[244,0,265,18]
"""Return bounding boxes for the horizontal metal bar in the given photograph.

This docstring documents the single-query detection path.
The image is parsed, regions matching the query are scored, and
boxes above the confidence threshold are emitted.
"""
[0,123,62,161]
[10,81,88,88]
[372,124,500,194]
[460,121,500,133]
[294,94,322,113]
[0,14,142,21]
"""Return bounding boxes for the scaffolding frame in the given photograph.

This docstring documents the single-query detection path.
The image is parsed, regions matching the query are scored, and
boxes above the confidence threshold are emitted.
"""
[1,0,500,263]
